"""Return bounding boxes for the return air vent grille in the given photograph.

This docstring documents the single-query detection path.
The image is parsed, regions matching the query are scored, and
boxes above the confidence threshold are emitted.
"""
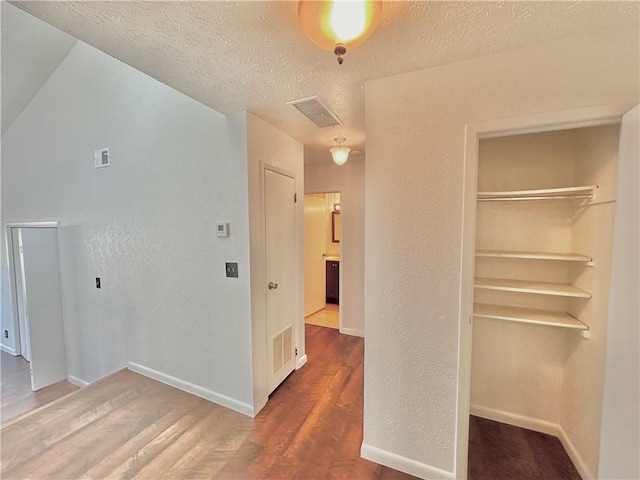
[272,325,293,375]
[288,96,342,128]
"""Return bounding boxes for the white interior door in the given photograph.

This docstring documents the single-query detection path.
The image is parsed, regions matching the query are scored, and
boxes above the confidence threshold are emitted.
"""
[12,228,31,361]
[265,168,296,394]
[304,195,326,316]
[19,227,67,391]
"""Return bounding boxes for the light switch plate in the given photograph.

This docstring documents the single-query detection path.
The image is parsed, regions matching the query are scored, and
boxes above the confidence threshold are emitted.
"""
[216,222,229,237]
[225,262,238,278]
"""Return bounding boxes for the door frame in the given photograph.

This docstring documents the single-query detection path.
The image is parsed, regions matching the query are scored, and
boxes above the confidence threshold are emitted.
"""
[304,187,343,333]
[4,222,67,362]
[455,104,629,479]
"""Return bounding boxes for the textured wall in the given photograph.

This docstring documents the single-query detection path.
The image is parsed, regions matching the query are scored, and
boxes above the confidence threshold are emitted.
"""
[246,113,304,412]
[564,125,620,477]
[363,28,639,475]
[1,42,255,407]
[305,159,365,336]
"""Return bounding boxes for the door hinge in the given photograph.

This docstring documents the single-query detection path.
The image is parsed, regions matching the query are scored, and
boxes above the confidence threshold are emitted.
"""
[294,193,297,203]
[295,348,298,356]
[19,246,23,254]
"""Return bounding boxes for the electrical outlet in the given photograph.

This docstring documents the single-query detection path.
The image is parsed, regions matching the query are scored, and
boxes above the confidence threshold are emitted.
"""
[96,277,101,289]
[3,330,8,339]
[225,262,238,278]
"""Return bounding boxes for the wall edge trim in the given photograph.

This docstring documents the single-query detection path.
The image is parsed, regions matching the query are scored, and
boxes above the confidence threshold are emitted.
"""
[360,443,454,480]
[128,362,254,417]
[0,344,16,355]
[340,327,364,338]
[470,404,559,436]
[67,375,89,387]
[296,353,308,369]
[557,424,594,480]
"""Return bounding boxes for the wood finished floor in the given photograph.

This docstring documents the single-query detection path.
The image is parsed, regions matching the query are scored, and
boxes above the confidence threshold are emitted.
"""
[1,325,417,480]
[1,351,78,425]
[305,304,339,329]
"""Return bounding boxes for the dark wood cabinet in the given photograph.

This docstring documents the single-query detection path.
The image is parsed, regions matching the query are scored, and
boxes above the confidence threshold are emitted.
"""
[326,260,339,305]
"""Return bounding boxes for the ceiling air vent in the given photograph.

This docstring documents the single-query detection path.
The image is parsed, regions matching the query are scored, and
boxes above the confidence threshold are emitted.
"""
[287,96,342,128]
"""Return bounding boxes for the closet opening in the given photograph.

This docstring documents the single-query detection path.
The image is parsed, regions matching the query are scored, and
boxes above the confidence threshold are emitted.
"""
[303,192,341,330]
[456,105,636,480]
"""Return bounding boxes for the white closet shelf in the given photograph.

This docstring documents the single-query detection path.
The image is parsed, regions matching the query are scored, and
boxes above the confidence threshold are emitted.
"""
[474,303,588,330]
[476,250,592,262]
[477,185,597,201]
[475,277,592,298]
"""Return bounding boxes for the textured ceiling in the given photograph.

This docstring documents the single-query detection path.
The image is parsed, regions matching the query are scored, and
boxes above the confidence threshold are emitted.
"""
[8,1,639,164]
[1,2,77,135]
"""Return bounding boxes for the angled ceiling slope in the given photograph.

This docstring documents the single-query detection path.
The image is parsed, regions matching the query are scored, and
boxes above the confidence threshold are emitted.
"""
[1,2,77,135]
[7,2,639,164]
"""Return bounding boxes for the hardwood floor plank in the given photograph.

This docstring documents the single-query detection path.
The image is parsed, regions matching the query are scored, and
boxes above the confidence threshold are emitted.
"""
[0,351,78,425]
[1,326,420,480]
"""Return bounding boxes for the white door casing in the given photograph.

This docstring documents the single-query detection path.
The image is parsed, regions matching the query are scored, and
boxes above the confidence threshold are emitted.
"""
[265,168,297,394]
[19,227,67,391]
[12,228,31,361]
[304,195,326,317]
[598,105,640,480]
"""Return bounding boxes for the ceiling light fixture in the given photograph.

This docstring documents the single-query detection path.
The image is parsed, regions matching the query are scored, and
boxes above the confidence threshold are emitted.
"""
[298,0,383,65]
[330,137,351,165]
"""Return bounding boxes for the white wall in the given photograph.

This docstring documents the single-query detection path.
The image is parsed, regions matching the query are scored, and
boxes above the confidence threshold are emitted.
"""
[246,112,304,413]
[1,42,256,410]
[564,125,619,478]
[305,159,365,336]
[363,27,639,478]
[598,106,640,480]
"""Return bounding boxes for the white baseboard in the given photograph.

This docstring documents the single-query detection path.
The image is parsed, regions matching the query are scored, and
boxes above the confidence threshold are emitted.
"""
[471,405,593,479]
[128,362,254,417]
[340,327,364,338]
[557,424,593,480]
[252,396,268,417]
[296,354,308,369]
[470,404,558,436]
[361,443,454,480]
[1,344,16,355]
[68,375,89,387]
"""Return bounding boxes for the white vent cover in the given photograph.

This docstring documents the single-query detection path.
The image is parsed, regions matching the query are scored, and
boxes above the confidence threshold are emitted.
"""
[94,148,110,168]
[287,96,342,128]
[272,325,293,375]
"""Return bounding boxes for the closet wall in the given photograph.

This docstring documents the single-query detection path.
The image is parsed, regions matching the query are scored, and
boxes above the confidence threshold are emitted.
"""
[471,124,619,476]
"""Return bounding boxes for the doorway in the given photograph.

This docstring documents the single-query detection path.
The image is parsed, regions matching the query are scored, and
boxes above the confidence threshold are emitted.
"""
[303,192,340,330]
[5,223,68,391]
[264,167,297,395]
[456,105,637,480]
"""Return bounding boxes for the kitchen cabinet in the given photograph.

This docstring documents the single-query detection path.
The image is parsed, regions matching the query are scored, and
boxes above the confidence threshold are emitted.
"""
[326,260,339,304]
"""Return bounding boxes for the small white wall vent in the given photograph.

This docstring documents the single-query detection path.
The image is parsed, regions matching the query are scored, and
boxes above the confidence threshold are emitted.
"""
[287,96,342,128]
[94,148,110,168]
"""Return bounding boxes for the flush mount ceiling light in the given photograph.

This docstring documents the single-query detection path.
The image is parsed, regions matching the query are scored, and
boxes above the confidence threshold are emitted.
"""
[330,136,351,165]
[298,0,383,65]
